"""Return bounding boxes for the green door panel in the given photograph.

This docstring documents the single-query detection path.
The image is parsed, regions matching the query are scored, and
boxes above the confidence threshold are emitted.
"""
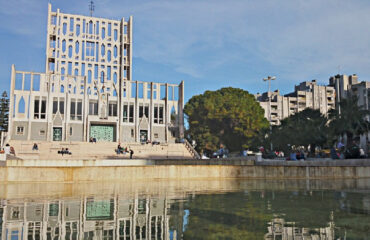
[90,125,114,142]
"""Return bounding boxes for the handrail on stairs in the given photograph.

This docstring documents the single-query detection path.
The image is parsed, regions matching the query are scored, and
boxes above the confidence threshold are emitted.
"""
[183,139,200,159]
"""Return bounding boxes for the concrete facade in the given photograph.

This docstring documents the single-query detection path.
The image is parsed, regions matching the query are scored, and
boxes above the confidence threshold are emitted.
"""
[329,74,370,112]
[8,4,185,144]
[255,80,335,125]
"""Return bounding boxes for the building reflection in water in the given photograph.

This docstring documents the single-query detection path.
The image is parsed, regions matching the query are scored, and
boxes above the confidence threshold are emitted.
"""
[0,195,184,240]
[265,211,336,240]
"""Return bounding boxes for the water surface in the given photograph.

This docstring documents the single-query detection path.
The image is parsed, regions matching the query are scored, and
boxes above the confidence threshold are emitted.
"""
[0,179,369,239]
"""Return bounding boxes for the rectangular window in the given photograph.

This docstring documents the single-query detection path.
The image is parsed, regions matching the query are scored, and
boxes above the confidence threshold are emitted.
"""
[34,99,40,119]
[94,65,98,79]
[59,100,64,114]
[16,126,24,135]
[41,99,46,119]
[34,98,46,119]
[86,42,95,57]
[129,103,134,123]
[154,105,158,124]
[53,98,58,114]
[109,102,117,116]
[89,101,98,115]
[70,101,76,120]
[159,105,164,124]
[123,104,128,122]
[68,62,72,75]
[139,104,143,118]
[145,105,149,118]
[77,101,82,120]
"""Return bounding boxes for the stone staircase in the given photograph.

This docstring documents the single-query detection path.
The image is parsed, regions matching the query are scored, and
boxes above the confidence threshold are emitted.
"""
[8,140,197,161]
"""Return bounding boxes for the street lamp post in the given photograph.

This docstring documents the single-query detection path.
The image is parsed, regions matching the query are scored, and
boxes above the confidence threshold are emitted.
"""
[263,76,276,152]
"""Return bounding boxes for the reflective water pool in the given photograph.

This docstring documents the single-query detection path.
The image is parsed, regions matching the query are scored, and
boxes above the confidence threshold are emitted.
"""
[0,179,369,239]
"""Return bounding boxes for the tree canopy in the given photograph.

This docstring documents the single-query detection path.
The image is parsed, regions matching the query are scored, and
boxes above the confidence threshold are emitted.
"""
[184,87,269,153]
[266,108,329,154]
[328,96,369,145]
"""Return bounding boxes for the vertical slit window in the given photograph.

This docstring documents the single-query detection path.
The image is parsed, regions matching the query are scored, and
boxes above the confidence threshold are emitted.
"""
[89,21,93,34]
[70,18,74,31]
[81,63,85,76]
[75,41,79,54]
[59,100,64,114]
[113,72,117,84]
[154,105,158,124]
[108,23,111,36]
[114,46,117,58]
[114,29,117,41]
[94,65,98,79]
[63,23,67,35]
[123,104,128,122]
[88,70,92,84]
[34,98,40,119]
[159,105,164,124]
[68,45,72,58]
[68,62,72,75]
[76,24,80,36]
[96,21,99,35]
[62,40,66,52]
[96,44,99,61]
[102,27,105,39]
[107,50,111,62]
[82,41,85,60]
[129,103,134,123]
[101,44,105,56]
[107,67,111,80]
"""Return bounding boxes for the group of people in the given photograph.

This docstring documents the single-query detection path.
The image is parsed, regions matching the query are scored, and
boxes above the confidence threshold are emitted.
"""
[117,143,134,159]
[3,144,15,155]
[57,148,72,155]
[331,141,366,159]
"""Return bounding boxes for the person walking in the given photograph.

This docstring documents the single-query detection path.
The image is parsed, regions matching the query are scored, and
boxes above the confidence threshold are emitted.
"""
[129,149,134,159]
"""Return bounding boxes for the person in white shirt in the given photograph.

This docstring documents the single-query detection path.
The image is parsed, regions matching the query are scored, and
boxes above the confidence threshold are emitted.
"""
[4,144,10,155]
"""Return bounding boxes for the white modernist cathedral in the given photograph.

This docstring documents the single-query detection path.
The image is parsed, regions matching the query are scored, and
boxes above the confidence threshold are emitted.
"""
[8,4,184,143]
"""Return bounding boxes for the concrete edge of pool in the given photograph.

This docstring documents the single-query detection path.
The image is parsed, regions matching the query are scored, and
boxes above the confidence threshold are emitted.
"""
[0,158,369,182]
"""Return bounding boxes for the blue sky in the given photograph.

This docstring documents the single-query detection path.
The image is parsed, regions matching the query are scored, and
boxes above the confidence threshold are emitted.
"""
[1,0,370,102]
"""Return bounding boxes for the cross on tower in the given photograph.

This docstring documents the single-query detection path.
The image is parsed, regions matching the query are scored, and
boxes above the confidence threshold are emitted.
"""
[89,1,95,17]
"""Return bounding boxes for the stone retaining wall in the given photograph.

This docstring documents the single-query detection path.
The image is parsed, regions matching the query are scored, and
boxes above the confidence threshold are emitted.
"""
[0,163,369,182]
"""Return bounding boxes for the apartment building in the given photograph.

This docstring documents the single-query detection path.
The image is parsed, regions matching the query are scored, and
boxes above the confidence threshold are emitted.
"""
[255,80,335,125]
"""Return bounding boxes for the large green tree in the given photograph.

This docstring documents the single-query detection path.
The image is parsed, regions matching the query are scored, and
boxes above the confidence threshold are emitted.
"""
[0,91,9,131]
[265,108,329,154]
[184,87,269,153]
